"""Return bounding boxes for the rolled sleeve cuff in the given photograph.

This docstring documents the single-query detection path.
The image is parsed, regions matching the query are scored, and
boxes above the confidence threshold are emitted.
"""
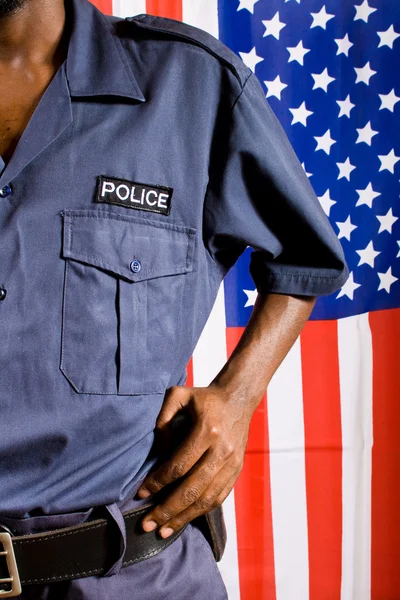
[249,259,350,297]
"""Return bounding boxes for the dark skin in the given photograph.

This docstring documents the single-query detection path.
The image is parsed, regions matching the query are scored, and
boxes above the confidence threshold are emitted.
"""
[0,0,68,163]
[1,0,317,539]
[138,292,316,537]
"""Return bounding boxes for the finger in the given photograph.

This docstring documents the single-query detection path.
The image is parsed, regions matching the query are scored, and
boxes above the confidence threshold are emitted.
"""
[141,446,231,531]
[157,468,240,538]
[137,419,210,498]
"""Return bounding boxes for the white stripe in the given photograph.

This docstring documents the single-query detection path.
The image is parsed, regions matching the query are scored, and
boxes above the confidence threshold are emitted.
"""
[338,314,373,600]
[192,285,241,600]
[268,338,309,600]
[182,0,219,38]
[192,285,228,387]
[112,0,146,17]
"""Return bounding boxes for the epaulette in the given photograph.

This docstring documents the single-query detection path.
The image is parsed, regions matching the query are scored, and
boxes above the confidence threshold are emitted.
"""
[125,14,250,88]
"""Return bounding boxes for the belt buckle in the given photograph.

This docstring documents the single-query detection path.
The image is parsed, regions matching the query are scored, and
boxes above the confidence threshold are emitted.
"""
[0,526,21,598]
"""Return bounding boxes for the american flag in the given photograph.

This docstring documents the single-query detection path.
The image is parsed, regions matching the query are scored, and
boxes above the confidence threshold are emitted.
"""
[94,1,400,598]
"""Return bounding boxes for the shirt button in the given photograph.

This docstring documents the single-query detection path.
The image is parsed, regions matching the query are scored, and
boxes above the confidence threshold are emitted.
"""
[0,185,12,198]
[130,260,142,273]
[0,288,7,301]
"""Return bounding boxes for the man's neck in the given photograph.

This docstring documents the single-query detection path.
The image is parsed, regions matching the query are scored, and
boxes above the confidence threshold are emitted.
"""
[0,0,67,67]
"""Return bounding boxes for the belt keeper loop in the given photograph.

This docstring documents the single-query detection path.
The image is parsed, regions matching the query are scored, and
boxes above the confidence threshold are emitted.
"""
[103,503,127,577]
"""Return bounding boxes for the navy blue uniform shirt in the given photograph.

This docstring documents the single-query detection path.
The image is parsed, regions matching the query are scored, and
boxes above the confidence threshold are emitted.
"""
[0,0,349,517]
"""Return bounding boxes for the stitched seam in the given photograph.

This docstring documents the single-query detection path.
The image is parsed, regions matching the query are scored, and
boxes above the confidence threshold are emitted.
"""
[128,18,247,87]
[100,12,143,98]
[17,522,104,545]
[122,525,187,567]
[64,252,190,278]
[23,568,103,585]
[231,70,252,110]
[202,73,252,269]
[266,271,345,281]
[65,211,196,236]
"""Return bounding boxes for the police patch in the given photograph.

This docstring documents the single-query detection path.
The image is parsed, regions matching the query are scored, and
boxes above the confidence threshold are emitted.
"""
[95,175,172,216]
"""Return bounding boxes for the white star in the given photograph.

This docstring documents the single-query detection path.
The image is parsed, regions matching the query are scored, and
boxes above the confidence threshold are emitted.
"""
[237,0,259,13]
[310,6,335,29]
[379,89,400,112]
[244,289,258,307]
[337,95,355,118]
[262,12,286,40]
[356,122,379,145]
[311,68,335,92]
[397,241,400,258]
[287,40,310,66]
[377,266,398,293]
[264,75,287,100]
[302,163,312,177]
[289,101,313,125]
[354,0,377,23]
[377,25,399,48]
[378,149,400,173]
[336,272,361,300]
[355,182,381,208]
[318,190,336,216]
[355,62,377,85]
[376,208,398,234]
[239,47,264,72]
[356,241,380,267]
[314,130,336,154]
[334,33,353,56]
[336,215,357,241]
[337,157,356,180]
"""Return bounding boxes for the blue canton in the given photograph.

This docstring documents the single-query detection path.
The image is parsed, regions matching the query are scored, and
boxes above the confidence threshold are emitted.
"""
[219,0,400,323]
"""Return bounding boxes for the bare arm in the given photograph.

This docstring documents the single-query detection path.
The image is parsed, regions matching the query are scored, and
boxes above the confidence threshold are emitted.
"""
[137,291,316,537]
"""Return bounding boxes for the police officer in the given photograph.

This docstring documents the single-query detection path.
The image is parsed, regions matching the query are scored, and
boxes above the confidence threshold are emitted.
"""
[0,0,349,598]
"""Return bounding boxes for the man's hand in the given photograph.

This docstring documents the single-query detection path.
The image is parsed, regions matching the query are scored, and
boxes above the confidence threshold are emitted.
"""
[138,291,317,538]
[137,383,253,538]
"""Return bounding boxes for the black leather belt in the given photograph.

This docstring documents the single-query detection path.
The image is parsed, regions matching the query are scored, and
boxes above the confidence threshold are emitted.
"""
[0,503,226,598]
[0,503,186,598]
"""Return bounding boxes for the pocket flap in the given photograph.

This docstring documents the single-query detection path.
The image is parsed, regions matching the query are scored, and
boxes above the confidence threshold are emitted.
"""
[61,209,196,282]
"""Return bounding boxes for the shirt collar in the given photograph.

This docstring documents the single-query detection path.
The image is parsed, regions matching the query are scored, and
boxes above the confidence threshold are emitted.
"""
[65,0,146,102]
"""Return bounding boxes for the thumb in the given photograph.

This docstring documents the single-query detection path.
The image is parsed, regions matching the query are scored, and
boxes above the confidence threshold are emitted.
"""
[154,387,192,456]
[156,385,192,430]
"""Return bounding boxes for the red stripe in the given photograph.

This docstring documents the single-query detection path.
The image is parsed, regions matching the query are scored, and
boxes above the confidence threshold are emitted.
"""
[146,0,182,20]
[370,308,400,599]
[301,321,342,600]
[227,328,276,600]
[89,0,113,14]
[185,357,193,387]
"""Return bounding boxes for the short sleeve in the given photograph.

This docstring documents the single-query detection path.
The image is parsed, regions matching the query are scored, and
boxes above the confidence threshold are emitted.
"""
[203,72,349,297]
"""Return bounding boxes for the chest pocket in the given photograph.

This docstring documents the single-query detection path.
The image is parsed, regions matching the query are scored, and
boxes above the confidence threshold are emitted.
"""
[60,209,196,395]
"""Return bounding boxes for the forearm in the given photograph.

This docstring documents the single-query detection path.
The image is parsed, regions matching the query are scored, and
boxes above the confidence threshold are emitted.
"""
[210,291,317,415]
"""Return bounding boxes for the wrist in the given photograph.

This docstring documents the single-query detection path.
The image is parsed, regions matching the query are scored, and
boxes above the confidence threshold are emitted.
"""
[208,372,264,419]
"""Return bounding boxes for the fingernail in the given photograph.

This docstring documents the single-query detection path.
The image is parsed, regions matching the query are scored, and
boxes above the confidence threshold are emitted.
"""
[160,527,174,538]
[143,520,157,532]
[138,488,151,498]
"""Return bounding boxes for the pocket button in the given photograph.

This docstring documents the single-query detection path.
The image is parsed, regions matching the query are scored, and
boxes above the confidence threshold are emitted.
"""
[0,185,11,198]
[130,260,142,273]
